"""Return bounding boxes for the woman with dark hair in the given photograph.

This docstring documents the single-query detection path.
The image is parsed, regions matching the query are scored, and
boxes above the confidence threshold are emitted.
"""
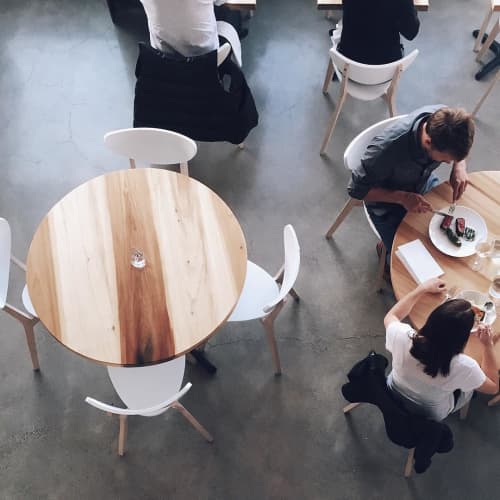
[384,278,499,421]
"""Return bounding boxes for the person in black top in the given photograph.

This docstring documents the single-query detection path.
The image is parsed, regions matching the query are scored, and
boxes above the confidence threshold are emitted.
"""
[338,0,420,65]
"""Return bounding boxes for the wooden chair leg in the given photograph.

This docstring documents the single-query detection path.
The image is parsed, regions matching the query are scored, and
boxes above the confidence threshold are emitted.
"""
[404,448,415,478]
[325,198,362,239]
[118,415,128,456]
[173,402,214,442]
[384,64,402,117]
[322,58,334,94]
[260,316,282,376]
[320,87,347,155]
[472,69,500,116]
[343,402,362,414]
[274,267,300,302]
[476,20,500,62]
[22,321,40,371]
[374,242,387,293]
[488,393,500,406]
[180,162,189,176]
[129,158,136,169]
[474,7,494,52]
[459,401,471,420]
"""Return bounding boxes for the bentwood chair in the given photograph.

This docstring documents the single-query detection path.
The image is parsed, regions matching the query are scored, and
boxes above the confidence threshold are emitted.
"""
[320,45,418,154]
[227,225,300,375]
[85,356,213,456]
[0,218,40,370]
[104,128,197,176]
[324,116,406,291]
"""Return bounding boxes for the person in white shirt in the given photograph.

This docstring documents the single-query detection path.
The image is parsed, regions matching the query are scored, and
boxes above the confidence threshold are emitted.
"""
[139,0,227,57]
[384,278,499,421]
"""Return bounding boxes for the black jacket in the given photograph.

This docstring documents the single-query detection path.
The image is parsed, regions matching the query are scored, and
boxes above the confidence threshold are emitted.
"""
[133,42,258,144]
[342,351,453,474]
[338,0,420,64]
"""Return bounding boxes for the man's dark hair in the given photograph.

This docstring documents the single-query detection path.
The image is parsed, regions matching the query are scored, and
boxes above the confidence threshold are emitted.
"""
[410,299,474,377]
[426,107,475,161]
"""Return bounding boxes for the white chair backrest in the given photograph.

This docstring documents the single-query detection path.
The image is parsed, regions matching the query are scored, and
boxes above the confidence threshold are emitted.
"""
[330,47,419,86]
[217,42,232,67]
[107,355,186,415]
[104,128,197,167]
[344,115,407,172]
[263,225,300,313]
[0,218,12,308]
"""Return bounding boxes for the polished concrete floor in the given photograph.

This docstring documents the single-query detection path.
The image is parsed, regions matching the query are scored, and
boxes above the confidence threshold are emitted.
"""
[1,0,500,498]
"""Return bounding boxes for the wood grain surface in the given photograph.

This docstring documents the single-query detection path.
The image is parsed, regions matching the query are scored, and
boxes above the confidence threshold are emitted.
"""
[391,171,500,366]
[317,0,429,11]
[27,169,247,366]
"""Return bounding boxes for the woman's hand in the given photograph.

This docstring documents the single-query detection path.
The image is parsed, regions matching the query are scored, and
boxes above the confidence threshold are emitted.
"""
[476,324,494,347]
[418,278,447,295]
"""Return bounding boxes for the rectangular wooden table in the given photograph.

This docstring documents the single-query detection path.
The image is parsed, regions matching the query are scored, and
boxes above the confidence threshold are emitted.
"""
[317,0,429,11]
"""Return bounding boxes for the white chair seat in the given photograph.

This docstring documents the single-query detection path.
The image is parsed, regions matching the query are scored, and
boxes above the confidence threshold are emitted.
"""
[345,79,391,100]
[228,261,279,322]
[22,285,36,317]
[108,356,185,417]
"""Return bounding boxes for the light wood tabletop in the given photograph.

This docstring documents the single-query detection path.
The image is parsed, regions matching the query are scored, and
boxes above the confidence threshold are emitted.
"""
[27,168,247,366]
[317,0,429,11]
[391,171,500,366]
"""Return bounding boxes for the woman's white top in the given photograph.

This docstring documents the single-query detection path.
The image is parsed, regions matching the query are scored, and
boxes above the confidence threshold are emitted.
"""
[386,321,485,421]
[139,0,226,57]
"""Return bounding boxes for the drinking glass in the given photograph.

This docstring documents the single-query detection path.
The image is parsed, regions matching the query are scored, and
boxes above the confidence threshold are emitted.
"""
[130,248,146,269]
[489,273,500,301]
[471,240,491,271]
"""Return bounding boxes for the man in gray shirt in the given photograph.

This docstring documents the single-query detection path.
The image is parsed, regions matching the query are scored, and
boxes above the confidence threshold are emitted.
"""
[348,105,475,260]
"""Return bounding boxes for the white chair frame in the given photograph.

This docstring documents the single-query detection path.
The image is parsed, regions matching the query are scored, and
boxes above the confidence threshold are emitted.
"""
[324,116,406,291]
[104,127,197,176]
[320,45,418,155]
[85,357,213,456]
[228,225,300,375]
[0,218,40,370]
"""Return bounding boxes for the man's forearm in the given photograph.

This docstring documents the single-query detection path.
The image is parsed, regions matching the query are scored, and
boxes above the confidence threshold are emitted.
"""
[363,187,406,205]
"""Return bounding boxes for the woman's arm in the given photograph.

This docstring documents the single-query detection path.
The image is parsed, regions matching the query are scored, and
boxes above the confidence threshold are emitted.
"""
[384,278,447,328]
[475,325,499,394]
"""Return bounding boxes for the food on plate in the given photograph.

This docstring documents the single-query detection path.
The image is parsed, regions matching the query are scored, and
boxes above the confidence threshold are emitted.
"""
[464,227,476,241]
[471,305,486,325]
[440,215,454,231]
[445,227,462,247]
[455,217,465,237]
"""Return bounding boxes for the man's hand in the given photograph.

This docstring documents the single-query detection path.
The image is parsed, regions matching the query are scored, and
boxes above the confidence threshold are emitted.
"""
[450,161,469,202]
[399,192,433,213]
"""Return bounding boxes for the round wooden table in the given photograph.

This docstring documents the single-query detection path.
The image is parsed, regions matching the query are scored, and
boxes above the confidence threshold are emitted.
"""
[391,171,500,366]
[27,168,247,366]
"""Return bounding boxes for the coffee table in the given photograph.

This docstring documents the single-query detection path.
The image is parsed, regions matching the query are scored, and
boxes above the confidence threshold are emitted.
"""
[26,168,247,366]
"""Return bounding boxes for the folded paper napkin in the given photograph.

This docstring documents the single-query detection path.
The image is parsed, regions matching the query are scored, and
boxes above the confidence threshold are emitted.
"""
[396,239,444,284]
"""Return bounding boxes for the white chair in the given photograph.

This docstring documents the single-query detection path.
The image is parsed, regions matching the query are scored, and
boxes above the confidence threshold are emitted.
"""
[320,44,418,154]
[0,218,40,370]
[324,116,406,291]
[104,128,197,176]
[228,225,300,375]
[85,356,213,456]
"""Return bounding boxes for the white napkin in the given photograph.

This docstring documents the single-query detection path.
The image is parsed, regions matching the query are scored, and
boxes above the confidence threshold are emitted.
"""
[395,239,444,285]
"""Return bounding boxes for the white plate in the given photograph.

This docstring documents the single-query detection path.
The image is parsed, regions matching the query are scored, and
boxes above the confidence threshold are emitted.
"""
[456,290,497,330]
[428,206,487,257]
